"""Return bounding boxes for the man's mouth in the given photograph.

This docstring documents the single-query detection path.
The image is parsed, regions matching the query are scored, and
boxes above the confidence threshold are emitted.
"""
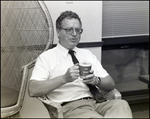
[71,38,77,42]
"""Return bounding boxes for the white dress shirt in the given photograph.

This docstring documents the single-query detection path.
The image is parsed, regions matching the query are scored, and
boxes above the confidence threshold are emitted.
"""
[30,43,109,103]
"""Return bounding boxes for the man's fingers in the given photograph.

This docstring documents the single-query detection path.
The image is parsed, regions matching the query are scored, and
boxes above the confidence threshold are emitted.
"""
[84,74,94,79]
[82,79,94,84]
[89,70,94,74]
[74,63,79,66]
[72,64,79,70]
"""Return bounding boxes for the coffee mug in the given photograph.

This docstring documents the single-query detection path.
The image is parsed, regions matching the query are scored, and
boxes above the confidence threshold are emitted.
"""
[79,62,92,78]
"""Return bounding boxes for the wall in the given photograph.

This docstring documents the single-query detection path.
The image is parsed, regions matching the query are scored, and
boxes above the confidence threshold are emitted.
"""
[43,1,102,62]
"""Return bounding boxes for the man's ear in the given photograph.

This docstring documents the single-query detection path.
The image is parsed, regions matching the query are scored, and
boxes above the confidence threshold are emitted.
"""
[56,29,60,38]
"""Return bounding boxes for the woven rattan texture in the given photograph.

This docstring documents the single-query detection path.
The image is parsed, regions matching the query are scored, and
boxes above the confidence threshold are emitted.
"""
[1,1,54,91]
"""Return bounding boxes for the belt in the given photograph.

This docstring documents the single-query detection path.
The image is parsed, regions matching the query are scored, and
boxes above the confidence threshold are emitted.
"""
[61,97,93,106]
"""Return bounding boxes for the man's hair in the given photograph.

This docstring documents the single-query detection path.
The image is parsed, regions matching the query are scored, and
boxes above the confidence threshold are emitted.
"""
[56,11,82,30]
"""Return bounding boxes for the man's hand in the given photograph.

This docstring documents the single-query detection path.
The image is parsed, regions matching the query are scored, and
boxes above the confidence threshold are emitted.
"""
[82,70,99,85]
[63,63,80,83]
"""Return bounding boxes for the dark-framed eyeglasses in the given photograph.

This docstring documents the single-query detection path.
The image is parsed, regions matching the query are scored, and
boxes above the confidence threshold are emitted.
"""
[61,27,83,35]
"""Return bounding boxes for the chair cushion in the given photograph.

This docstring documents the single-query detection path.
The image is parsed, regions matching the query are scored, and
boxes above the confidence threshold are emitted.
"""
[1,85,19,108]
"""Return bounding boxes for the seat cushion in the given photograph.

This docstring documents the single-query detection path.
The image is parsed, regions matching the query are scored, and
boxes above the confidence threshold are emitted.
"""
[1,85,19,108]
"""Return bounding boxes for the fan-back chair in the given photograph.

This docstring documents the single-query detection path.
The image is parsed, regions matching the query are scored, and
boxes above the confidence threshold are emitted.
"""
[1,1,53,118]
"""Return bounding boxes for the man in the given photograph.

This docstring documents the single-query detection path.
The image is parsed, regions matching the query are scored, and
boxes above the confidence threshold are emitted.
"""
[28,11,132,118]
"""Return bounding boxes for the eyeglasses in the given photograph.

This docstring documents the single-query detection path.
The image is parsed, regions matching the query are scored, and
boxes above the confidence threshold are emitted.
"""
[61,27,83,35]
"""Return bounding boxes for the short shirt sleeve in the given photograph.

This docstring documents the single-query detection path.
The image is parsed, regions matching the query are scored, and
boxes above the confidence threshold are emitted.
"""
[90,52,109,78]
[30,54,51,81]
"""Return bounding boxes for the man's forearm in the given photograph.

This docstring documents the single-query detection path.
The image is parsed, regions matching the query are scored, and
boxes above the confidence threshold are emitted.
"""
[28,75,66,97]
[96,75,115,91]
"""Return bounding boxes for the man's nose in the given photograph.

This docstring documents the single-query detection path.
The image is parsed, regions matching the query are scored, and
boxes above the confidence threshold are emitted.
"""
[72,29,77,36]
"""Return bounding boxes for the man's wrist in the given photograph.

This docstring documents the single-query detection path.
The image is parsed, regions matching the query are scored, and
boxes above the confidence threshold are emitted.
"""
[95,76,101,85]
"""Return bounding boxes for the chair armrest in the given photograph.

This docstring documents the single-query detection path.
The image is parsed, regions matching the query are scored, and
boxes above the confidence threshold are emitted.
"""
[37,96,63,118]
[101,89,122,100]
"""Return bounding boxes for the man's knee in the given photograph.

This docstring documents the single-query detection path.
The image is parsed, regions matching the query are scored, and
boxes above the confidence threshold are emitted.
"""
[113,99,130,108]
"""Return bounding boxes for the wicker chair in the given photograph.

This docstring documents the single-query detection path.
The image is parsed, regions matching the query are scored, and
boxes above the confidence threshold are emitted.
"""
[23,61,122,118]
[1,1,54,118]
[1,67,27,118]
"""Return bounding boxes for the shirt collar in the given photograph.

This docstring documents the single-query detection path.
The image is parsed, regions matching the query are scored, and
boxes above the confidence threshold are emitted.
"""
[56,43,78,58]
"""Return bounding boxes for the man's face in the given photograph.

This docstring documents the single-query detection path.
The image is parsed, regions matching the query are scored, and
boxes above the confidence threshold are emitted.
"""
[57,18,82,49]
